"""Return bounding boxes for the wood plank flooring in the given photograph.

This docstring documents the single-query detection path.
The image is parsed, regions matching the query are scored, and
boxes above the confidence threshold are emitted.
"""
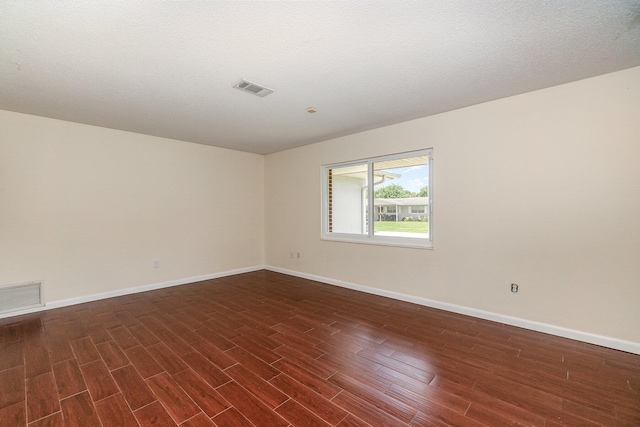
[0,270,638,426]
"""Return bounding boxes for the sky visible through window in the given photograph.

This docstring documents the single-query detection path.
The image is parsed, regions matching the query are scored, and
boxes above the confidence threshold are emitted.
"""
[377,165,429,193]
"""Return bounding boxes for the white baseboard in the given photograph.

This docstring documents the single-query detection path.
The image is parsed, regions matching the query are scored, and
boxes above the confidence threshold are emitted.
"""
[266,266,640,355]
[4,265,638,355]
[0,265,265,320]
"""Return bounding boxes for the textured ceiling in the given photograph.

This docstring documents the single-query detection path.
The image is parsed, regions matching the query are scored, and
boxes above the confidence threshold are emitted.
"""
[1,1,639,154]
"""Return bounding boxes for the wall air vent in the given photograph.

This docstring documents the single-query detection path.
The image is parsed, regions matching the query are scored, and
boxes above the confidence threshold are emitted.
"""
[232,79,274,97]
[0,281,44,314]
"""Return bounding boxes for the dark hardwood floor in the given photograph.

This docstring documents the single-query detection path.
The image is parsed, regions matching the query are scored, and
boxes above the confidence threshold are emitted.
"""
[0,270,638,426]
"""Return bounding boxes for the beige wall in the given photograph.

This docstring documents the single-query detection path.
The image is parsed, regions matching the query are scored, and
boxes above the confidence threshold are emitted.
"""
[265,66,640,344]
[2,67,638,346]
[0,111,265,303]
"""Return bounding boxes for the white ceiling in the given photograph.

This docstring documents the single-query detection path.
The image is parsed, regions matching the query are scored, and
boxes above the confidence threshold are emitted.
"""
[1,2,639,155]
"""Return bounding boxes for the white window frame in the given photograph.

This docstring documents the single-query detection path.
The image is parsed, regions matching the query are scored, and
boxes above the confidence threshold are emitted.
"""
[321,149,433,249]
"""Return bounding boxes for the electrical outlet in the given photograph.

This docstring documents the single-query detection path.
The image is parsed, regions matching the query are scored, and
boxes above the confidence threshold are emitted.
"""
[511,283,518,293]
[153,260,160,269]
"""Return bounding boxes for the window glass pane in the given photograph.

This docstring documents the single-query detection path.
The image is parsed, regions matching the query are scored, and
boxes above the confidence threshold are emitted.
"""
[327,163,368,235]
[373,155,429,239]
[322,149,431,248]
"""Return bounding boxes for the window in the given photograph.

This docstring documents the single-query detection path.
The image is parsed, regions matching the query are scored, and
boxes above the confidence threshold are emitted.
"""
[322,149,432,248]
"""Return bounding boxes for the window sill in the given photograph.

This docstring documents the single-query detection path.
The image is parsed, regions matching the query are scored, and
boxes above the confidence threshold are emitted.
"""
[321,234,432,250]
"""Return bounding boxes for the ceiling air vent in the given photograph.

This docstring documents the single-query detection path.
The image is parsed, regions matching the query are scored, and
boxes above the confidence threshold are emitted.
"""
[232,79,274,97]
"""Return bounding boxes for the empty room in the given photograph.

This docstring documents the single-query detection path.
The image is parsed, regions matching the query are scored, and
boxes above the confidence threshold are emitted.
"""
[1,2,639,426]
